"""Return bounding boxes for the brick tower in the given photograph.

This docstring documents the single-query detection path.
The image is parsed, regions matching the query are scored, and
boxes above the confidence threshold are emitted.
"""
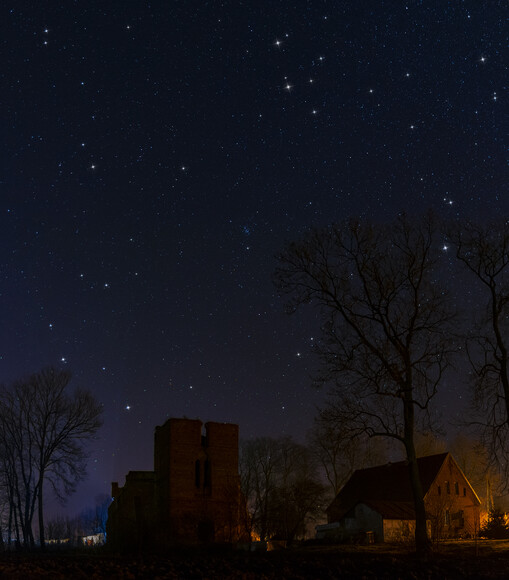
[108,417,246,549]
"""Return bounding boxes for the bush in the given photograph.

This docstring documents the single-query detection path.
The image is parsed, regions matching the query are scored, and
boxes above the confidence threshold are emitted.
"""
[480,509,509,539]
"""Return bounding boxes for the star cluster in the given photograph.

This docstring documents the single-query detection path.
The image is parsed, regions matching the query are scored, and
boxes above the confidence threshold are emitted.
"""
[0,2,506,513]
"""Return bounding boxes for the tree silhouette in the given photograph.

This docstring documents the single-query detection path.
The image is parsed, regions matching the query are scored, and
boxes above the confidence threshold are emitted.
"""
[275,214,456,554]
[450,220,509,480]
[0,367,102,549]
[240,436,325,543]
[307,413,388,497]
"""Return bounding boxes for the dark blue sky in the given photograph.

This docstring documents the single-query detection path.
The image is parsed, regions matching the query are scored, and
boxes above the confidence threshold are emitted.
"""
[1,1,507,514]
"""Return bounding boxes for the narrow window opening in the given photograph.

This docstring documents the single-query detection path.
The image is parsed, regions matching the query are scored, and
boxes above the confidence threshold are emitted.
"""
[455,482,459,495]
[204,459,211,488]
[195,459,200,488]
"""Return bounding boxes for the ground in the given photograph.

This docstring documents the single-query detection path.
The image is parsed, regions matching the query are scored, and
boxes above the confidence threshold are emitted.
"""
[0,540,508,578]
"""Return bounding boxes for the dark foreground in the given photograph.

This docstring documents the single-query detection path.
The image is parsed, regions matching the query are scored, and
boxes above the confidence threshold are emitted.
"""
[0,540,508,579]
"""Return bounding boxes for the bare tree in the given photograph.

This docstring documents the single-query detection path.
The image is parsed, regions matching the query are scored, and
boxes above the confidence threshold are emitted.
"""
[240,437,325,543]
[0,382,39,547]
[0,368,103,549]
[240,438,276,541]
[308,413,389,498]
[275,214,456,554]
[449,220,509,478]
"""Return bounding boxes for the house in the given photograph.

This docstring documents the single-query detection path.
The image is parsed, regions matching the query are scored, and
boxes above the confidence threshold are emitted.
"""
[107,418,249,550]
[318,453,481,543]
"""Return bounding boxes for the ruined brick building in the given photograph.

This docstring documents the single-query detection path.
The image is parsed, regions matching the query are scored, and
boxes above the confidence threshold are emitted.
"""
[107,418,248,550]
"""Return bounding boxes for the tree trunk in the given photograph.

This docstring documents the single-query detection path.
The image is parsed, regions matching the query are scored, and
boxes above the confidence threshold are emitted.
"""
[38,479,45,550]
[7,497,13,547]
[491,285,509,422]
[407,449,431,555]
[403,395,431,556]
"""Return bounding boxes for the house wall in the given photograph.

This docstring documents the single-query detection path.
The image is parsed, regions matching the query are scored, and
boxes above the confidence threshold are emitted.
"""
[340,503,384,543]
[383,519,416,543]
[425,455,480,539]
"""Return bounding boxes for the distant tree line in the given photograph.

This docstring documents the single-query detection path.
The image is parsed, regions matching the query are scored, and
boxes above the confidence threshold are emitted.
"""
[44,494,111,546]
[238,430,388,544]
[0,367,102,550]
[274,213,509,554]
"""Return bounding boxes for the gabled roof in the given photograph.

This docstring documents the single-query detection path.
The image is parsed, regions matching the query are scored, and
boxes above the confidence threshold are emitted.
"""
[328,452,449,521]
[361,500,416,520]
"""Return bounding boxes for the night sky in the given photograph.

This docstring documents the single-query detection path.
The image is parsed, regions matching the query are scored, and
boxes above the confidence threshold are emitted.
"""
[1,2,507,514]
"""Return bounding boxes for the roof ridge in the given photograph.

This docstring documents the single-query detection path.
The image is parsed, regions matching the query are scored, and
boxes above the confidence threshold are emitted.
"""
[352,451,449,474]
